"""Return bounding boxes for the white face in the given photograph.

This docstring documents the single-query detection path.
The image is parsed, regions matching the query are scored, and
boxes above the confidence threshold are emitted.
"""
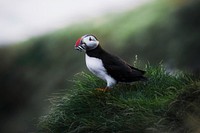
[75,34,99,52]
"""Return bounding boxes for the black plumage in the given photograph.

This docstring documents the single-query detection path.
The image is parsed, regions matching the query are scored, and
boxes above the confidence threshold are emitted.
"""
[86,45,147,83]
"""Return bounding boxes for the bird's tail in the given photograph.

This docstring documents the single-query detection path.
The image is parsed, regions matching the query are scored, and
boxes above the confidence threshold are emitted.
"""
[139,76,148,82]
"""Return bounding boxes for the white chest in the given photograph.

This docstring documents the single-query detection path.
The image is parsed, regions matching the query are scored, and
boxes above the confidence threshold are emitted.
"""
[85,54,116,88]
[85,54,107,80]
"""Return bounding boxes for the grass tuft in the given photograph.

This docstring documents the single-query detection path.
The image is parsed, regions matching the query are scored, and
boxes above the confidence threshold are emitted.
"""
[38,64,199,133]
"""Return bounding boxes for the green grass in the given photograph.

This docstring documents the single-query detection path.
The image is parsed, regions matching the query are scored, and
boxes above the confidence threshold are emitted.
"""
[1,0,200,132]
[38,63,199,133]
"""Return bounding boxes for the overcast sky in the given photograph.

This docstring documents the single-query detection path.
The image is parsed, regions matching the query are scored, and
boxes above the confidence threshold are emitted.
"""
[0,0,151,45]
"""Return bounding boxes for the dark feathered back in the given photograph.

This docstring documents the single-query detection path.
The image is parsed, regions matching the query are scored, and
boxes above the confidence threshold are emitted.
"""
[86,45,147,82]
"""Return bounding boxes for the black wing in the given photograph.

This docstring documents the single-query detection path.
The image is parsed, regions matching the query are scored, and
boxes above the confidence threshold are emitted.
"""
[86,45,146,82]
[101,52,146,82]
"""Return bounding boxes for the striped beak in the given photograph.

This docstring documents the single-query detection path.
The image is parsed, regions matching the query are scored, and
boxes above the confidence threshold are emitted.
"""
[75,37,86,52]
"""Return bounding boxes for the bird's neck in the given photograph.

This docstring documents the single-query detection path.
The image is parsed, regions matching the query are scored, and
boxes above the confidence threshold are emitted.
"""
[86,45,105,58]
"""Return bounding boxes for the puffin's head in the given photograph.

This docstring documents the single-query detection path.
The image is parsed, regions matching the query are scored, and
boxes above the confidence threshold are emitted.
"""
[75,34,99,52]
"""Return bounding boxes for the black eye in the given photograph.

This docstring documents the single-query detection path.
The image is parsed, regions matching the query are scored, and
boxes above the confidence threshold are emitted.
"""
[89,37,92,41]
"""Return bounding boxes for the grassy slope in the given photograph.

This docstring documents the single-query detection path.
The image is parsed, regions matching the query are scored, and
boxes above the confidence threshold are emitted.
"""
[38,63,200,133]
[1,0,200,132]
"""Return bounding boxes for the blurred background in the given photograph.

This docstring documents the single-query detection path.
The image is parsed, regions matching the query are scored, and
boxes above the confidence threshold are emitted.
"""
[0,0,200,132]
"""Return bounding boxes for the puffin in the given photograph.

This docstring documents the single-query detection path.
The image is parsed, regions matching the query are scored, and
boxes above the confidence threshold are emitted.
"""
[75,34,147,91]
